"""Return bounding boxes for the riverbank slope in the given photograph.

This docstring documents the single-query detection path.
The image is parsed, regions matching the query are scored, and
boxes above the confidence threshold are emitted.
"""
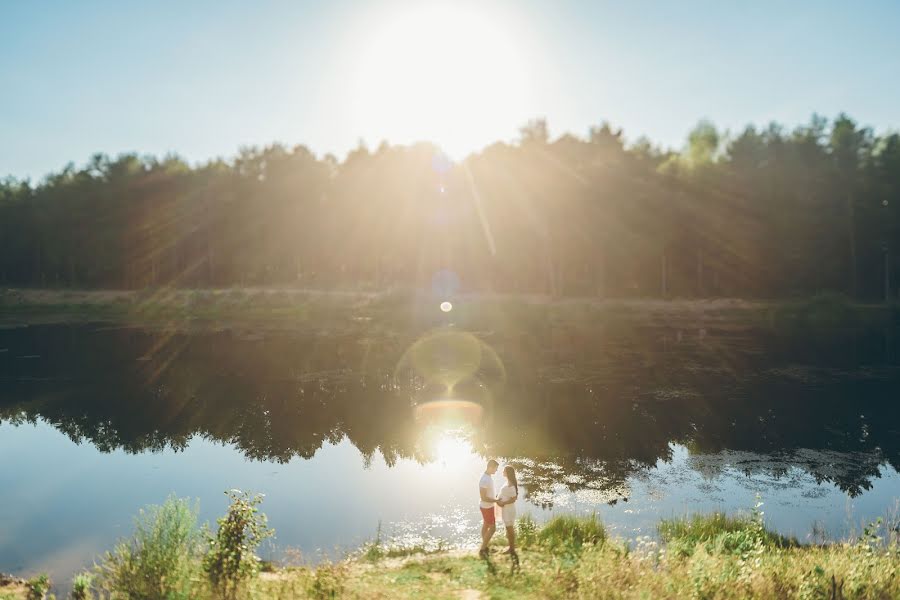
[2,512,898,599]
[2,287,894,333]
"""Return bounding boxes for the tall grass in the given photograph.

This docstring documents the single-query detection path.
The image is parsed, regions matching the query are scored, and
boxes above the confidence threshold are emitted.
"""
[24,575,49,600]
[94,495,204,600]
[768,291,883,330]
[7,500,898,599]
[329,514,900,599]
[361,520,448,561]
[70,572,93,600]
[516,513,539,547]
[658,510,797,557]
[525,514,606,554]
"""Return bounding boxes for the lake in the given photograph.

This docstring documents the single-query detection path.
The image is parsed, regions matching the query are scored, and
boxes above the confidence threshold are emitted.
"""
[1,316,899,588]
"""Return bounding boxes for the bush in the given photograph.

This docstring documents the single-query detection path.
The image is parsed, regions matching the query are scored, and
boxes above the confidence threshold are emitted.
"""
[770,291,864,330]
[309,564,346,600]
[535,514,606,553]
[95,495,203,600]
[202,490,274,600]
[658,507,796,558]
[25,574,50,600]
[70,572,92,600]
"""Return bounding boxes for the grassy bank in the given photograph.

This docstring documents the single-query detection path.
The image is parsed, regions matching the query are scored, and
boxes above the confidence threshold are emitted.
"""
[0,287,766,333]
[3,496,899,599]
[2,287,895,331]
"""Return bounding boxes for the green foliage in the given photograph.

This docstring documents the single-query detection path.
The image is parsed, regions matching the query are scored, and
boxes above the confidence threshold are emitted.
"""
[308,564,346,600]
[7,500,900,600]
[70,573,92,600]
[303,512,899,599]
[95,495,203,600]
[3,114,900,301]
[516,514,538,548]
[202,490,274,600]
[661,119,721,174]
[658,503,796,558]
[857,517,887,550]
[25,574,49,600]
[770,292,861,330]
[362,521,447,561]
[362,521,384,561]
[534,514,606,554]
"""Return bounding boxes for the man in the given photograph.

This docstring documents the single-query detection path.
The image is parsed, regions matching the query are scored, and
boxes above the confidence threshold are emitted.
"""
[478,459,500,558]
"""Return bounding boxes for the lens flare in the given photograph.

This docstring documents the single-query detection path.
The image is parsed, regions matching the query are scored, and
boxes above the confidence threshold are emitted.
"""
[440,301,452,312]
[415,399,484,428]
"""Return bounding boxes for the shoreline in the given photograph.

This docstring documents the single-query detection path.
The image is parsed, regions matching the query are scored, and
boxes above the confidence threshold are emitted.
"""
[1,510,898,599]
[1,287,893,331]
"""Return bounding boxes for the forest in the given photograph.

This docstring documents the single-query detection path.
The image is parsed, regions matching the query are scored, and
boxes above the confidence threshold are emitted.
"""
[2,114,899,299]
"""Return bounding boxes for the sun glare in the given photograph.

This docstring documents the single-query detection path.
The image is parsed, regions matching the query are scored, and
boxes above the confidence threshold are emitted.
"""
[353,3,532,157]
[432,432,476,467]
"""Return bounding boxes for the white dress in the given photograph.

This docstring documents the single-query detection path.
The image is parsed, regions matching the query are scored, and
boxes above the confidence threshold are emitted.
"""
[498,484,518,526]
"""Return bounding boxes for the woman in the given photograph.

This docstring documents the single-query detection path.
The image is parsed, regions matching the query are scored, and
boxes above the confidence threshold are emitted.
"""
[497,465,519,554]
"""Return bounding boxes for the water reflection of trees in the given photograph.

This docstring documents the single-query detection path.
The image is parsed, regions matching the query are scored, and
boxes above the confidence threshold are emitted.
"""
[1,324,898,502]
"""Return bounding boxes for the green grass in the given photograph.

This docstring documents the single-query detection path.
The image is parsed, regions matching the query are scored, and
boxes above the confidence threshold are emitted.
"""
[70,573,92,600]
[768,291,896,330]
[3,508,900,599]
[94,495,204,600]
[7,285,897,340]
[361,521,449,561]
[363,541,449,561]
[532,514,606,554]
[0,288,770,327]
[658,511,798,558]
[24,575,49,600]
[313,512,898,599]
[4,287,896,338]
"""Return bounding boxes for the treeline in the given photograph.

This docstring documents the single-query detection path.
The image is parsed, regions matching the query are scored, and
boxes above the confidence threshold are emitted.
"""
[1,114,899,299]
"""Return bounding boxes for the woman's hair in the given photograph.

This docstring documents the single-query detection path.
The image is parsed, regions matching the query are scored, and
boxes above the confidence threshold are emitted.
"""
[504,465,518,495]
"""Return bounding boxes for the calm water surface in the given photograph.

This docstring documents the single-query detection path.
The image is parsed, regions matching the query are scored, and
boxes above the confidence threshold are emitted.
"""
[1,319,899,588]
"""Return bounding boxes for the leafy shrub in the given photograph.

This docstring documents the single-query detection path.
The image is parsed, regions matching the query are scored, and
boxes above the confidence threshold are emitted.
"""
[70,572,93,600]
[536,514,606,553]
[309,564,346,600]
[770,291,865,330]
[95,495,203,600]
[25,574,50,600]
[202,490,274,600]
[857,517,888,550]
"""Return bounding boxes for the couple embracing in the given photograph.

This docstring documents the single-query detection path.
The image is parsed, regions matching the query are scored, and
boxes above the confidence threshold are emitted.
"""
[478,459,518,558]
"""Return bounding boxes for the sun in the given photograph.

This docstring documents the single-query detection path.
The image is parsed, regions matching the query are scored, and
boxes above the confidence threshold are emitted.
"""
[352,3,532,157]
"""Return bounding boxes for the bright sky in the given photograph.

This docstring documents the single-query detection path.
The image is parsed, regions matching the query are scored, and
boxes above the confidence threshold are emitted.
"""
[2,0,899,181]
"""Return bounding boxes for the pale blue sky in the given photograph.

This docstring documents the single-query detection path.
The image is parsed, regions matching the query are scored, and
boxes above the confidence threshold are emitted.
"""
[2,0,899,180]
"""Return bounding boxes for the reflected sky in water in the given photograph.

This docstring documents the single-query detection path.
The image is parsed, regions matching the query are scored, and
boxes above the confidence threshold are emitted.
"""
[2,424,898,588]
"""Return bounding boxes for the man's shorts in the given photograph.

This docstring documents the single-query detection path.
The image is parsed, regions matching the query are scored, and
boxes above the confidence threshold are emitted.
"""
[480,506,496,526]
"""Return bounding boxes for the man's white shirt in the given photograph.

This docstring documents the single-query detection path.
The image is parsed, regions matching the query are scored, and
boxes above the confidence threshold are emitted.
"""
[479,473,494,509]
